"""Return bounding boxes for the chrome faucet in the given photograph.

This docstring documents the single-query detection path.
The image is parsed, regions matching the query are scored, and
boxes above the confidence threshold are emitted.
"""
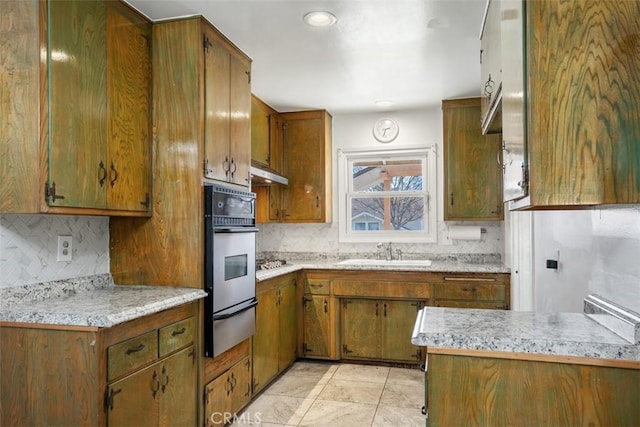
[377,242,393,261]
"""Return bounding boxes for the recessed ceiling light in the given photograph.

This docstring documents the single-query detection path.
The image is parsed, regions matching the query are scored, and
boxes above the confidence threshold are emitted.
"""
[375,100,394,108]
[303,11,337,27]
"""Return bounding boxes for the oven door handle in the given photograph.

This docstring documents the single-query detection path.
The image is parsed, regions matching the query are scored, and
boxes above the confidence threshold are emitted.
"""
[213,299,258,321]
[213,227,260,233]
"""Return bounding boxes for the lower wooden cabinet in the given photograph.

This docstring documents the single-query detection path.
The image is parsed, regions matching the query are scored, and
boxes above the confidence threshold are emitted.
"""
[0,302,198,426]
[302,294,336,359]
[341,298,424,363]
[432,273,509,309]
[204,356,252,427]
[253,274,297,394]
[426,352,640,426]
[107,345,197,427]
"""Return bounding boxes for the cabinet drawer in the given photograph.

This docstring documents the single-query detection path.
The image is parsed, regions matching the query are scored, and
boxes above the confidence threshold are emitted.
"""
[305,279,330,295]
[434,300,508,309]
[333,280,430,299]
[108,330,158,381]
[433,281,505,302]
[159,316,196,357]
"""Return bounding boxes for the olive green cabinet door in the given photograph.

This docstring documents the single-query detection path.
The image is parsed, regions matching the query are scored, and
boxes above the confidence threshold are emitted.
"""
[380,300,422,362]
[203,32,231,182]
[47,0,108,208]
[251,96,271,167]
[228,357,252,416]
[204,370,229,427]
[228,54,251,187]
[340,299,380,359]
[107,362,159,426]
[252,288,279,393]
[278,280,297,369]
[443,98,503,220]
[303,295,332,358]
[159,346,197,427]
[105,7,151,212]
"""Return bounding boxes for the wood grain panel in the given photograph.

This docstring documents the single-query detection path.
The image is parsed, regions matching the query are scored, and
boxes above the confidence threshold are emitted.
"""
[341,298,381,358]
[443,97,503,220]
[110,18,203,286]
[253,288,279,392]
[0,327,102,426]
[106,6,151,212]
[47,0,107,208]
[527,0,640,206]
[203,338,250,384]
[229,54,252,186]
[428,353,640,426]
[332,280,431,299]
[107,329,158,381]
[251,95,274,166]
[0,0,41,213]
[159,346,198,427]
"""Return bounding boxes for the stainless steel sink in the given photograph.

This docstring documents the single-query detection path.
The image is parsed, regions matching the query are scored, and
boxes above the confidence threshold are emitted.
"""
[337,259,432,267]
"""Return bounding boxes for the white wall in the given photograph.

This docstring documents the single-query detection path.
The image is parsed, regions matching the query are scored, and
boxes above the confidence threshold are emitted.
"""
[529,206,640,314]
[257,107,506,259]
[0,215,109,288]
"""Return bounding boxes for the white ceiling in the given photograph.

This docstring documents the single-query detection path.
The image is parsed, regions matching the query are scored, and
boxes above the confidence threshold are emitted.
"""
[125,0,487,114]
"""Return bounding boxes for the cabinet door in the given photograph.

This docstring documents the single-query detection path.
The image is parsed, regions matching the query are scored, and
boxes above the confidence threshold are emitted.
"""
[443,98,503,220]
[281,114,325,221]
[228,357,252,416]
[251,96,271,167]
[380,300,422,362]
[159,346,197,427]
[106,7,151,212]
[204,372,230,427]
[47,0,107,208]
[203,33,230,182]
[107,362,160,426]
[278,281,297,369]
[252,288,279,392]
[303,294,333,359]
[340,299,380,359]
[228,54,251,187]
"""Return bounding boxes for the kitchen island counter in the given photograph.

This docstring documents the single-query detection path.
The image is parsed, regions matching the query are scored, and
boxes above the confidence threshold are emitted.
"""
[412,306,640,363]
[0,273,206,328]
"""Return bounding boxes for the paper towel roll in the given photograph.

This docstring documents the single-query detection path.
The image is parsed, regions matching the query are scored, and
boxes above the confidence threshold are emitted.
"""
[448,225,482,241]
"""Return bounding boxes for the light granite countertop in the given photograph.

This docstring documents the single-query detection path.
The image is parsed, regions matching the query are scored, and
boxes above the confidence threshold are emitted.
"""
[412,306,640,362]
[0,274,206,328]
[256,259,510,282]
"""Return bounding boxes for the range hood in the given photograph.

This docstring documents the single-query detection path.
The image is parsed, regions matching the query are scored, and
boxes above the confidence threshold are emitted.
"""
[250,162,288,186]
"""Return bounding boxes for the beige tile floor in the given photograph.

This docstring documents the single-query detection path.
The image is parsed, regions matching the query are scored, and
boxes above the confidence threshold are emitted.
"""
[233,361,426,426]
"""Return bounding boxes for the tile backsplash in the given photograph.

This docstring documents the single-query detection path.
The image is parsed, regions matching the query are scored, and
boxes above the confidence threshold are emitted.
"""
[0,214,109,288]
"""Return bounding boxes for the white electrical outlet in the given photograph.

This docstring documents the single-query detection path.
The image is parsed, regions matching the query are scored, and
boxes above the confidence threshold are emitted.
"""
[57,235,72,262]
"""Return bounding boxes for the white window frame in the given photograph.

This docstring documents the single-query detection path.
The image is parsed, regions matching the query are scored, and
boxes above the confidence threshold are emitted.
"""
[337,147,437,243]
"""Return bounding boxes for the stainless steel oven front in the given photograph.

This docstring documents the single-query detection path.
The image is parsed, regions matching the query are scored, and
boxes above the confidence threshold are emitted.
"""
[204,184,257,358]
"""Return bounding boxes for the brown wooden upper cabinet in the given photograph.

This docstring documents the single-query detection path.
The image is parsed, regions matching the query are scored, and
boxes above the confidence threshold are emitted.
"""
[0,0,152,216]
[501,0,640,208]
[479,0,502,135]
[258,110,333,223]
[443,98,503,221]
[251,95,281,170]
[203,27,252,187]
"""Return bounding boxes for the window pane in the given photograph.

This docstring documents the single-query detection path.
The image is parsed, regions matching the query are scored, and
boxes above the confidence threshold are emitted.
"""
[351,196,424,231]
[352,159,423,192]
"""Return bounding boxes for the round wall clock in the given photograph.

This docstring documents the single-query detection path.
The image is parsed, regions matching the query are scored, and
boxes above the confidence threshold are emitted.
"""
[373,118,399,143]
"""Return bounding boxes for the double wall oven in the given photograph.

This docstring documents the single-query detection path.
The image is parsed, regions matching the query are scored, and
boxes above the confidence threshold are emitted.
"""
[204,184,257,358]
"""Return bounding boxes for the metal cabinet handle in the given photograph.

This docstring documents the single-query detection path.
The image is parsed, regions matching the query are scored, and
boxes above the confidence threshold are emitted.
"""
[171,327,186,336]
[160,366,169,393]
[109,162,118,187]
[98,161,107,187]
[151,370,161,398]
[125,343,145,355]
[324,299,328,313]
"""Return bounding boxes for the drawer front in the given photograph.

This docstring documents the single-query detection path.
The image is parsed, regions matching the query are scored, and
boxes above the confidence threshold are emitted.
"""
[434,282,505,301]
[108,330,158,381]
[333,280,431,299]
[159,316,196,357]
[305,279,331,295]
[434,299,508,309]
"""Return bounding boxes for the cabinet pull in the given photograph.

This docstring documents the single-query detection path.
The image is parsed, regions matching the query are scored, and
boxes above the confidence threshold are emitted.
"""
[106,388,122,411]
[450,192,454,206]
[484,73,494,96]
[189,348,196,364]
[383,303,387,317]
[324,299,328,313]
[125,343,145,355]
[230,373,237,389]
[316,195,320,208]
[160,366,169,393]
[229,158,237,178]
[223,157,230,175]
[171,327,186,336]
[462,287,478,293]
[151,370,161,398]
[226,376,232,395]
[375,302,379,316]
[109,162,118,187]
[98,161,107,187]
